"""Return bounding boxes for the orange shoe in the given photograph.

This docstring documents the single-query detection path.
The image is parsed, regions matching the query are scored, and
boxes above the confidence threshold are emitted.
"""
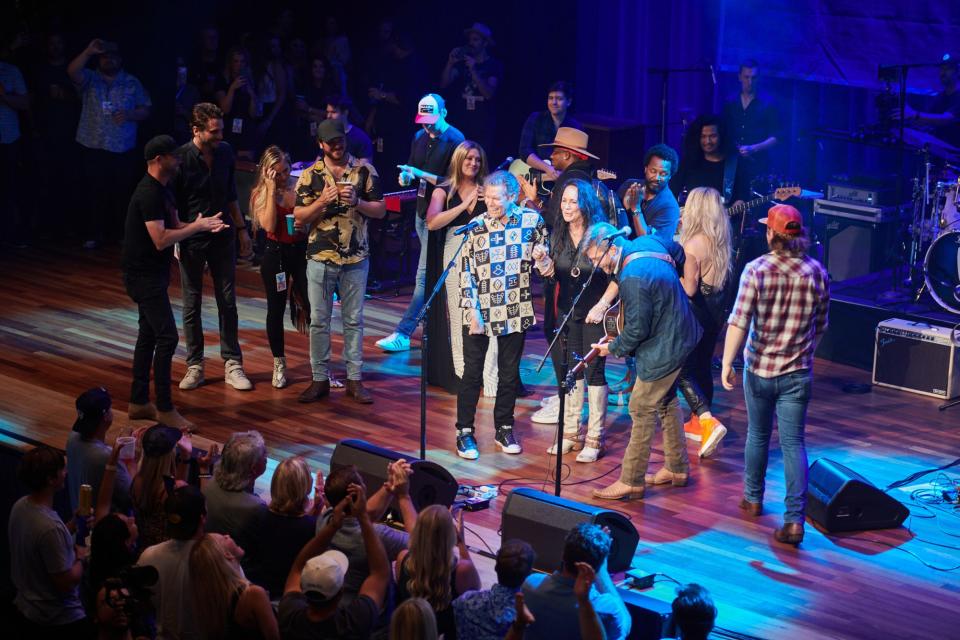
[683,414,702,442]
[699,417,727,458]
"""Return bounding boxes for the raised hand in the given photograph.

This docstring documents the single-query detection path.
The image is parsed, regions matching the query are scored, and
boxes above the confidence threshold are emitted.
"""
[573,562,597,602]
[623,182,642,211]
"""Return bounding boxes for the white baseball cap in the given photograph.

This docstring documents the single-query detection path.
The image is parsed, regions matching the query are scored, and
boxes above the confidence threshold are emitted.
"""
[415,94,444,124]
[301,550,349,602]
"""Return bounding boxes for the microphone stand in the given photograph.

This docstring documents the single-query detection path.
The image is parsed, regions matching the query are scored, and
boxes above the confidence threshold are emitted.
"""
[413,229,471,460]
[648,67,713,143]
[536,237,618,497]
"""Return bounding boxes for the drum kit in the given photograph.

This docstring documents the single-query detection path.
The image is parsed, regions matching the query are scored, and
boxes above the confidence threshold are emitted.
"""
[907,136,960,314]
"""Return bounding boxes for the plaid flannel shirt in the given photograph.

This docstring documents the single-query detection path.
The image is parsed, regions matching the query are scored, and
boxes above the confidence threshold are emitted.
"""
[460,206,549,337]
[728,252,830,378]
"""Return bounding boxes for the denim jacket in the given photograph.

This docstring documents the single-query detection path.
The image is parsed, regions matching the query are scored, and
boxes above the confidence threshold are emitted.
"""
[607,237,702,381]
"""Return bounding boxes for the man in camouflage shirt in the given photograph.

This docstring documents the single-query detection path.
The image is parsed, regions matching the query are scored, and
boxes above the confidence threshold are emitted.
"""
[294,119,385,404]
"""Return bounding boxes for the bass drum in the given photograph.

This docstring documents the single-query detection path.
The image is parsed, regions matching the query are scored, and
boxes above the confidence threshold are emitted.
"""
[924,231,960,314]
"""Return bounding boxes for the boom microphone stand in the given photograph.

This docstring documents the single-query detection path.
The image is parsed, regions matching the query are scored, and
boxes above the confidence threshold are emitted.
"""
[536,237,618,497]
[413,228,472,460]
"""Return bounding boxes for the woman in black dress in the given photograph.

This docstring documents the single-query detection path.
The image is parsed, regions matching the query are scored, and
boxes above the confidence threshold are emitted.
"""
[424,141,498,395]
[536,179,617,462]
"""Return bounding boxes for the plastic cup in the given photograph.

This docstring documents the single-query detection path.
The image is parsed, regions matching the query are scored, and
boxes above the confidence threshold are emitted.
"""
[286,214,296,235]
[117,436,136,462]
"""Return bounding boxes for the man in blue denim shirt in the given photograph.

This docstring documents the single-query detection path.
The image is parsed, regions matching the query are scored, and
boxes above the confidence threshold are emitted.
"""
[584,222,701,500]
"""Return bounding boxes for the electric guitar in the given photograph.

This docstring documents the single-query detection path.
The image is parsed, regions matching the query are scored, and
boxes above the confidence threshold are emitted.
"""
[564,301,623,389]
[724,185,802,217]
[509,159,617,198]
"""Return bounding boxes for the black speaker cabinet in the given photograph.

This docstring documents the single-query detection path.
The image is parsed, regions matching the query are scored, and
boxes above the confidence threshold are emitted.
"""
[501,487,639,573]
[813,199,902,281]
[806,458,908,532]
[329,439,458,511]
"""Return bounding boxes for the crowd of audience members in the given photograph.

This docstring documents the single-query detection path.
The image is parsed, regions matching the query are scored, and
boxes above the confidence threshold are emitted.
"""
[0,12,501,251]
[7,386,720,639]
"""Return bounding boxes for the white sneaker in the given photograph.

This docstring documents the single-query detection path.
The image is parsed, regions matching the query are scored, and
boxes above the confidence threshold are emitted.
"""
[179,364,205,390]
[576,446,603,463]
[272,357,288,388]
[225,359,253,391]
[375,332,411,352]
[531,402,560,424]
[539,394,560,408]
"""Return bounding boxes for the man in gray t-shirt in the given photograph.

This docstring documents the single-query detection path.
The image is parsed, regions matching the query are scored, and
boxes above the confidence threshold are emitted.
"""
[65,387,132,514]
[202,430,268,552]
[9,447,87,628]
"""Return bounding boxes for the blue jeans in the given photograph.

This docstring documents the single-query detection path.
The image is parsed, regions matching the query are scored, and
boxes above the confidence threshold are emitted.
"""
[307,258,369,381]
[743,368,812,524]
[396,215,428,337]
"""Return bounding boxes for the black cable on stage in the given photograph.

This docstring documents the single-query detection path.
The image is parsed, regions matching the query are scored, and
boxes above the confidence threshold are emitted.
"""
[885,458,960,491]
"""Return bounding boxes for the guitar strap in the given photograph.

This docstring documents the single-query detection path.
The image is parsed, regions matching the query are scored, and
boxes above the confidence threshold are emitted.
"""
[621,250,676,270]
[722,155,738,205]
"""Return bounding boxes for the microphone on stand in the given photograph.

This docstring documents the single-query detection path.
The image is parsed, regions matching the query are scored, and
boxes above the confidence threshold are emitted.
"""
[494,156,515,172]
[603,226,631,242]
[452,220,482,236]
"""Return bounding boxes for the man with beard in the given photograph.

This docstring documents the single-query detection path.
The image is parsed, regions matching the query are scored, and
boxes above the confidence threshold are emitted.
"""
[619,144,681,245]
[518,81,583,182]
[669,115,749,208]
[68,38,151,249]
[295,119,386,404]
[172,103,253,395]
[123,135,225,431]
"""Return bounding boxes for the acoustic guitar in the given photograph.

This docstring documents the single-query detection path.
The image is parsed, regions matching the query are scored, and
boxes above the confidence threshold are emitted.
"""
[509,158,617,198]
[564,300,623,389]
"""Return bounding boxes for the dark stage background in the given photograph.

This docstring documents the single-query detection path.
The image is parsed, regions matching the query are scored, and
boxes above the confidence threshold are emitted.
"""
[5,0,960,189]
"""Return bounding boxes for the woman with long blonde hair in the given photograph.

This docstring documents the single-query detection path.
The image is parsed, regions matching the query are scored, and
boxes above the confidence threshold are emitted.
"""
[243,455,323,599]
[424,140,498,396]
[250,145,309,389]
[677,187,733,459]
[190,533,279,640]
[390,598,438,640]
[394,505,480,638]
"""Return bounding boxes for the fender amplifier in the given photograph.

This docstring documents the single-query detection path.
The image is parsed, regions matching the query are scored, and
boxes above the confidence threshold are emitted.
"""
[873,319,960,399]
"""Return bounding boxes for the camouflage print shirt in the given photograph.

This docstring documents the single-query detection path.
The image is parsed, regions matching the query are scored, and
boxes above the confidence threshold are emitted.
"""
[295,155,383,265]
[460,206,549,337]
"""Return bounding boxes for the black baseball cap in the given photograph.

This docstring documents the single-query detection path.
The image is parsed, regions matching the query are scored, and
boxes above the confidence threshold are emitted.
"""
[142,423,182,457]
[72,387,112,437]
[317,118,346,143]
[144,134,179,161]
[165,485,206,539]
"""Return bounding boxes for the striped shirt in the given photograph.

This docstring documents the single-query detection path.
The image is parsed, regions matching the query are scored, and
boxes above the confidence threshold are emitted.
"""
[728,252,830,378]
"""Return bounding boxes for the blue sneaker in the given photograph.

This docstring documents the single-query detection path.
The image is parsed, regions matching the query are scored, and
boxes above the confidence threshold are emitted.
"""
[456,432,479,460]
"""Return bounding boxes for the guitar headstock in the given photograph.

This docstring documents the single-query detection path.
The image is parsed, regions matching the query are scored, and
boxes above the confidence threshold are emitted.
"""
[773,184,802,201]
[596,168,618,181]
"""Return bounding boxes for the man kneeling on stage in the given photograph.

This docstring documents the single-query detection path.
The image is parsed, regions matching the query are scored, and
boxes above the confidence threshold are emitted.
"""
[455,171,550,460]
[584,223,701,499]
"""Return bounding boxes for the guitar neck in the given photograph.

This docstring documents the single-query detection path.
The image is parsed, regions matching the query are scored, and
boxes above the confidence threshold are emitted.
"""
[727,195,772,217]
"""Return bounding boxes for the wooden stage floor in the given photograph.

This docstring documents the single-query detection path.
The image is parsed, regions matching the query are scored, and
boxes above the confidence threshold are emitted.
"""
[1,245,958,639]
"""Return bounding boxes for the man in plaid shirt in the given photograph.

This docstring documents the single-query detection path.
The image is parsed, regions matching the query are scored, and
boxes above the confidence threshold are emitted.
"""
[721,204,829,547]
[455,170,550,459]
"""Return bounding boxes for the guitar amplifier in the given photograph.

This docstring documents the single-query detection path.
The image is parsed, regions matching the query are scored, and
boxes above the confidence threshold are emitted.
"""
[873,319,960,399]
[813,199,906,281]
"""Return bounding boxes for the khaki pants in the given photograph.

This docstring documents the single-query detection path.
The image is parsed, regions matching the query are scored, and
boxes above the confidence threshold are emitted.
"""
[620,367,689,486]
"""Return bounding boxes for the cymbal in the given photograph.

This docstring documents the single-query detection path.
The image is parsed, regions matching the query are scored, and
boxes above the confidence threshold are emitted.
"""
[902,127,960,159]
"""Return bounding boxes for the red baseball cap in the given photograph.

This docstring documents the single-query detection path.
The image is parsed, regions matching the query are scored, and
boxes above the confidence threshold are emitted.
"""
[760,204,803,236]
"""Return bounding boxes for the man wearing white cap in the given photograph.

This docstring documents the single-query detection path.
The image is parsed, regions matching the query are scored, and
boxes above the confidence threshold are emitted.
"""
[376,93,464,353]
[279,485,389,638]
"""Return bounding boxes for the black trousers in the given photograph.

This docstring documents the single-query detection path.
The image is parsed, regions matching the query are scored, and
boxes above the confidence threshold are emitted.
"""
[677,327,720,416]
[566,318,608,386]
[0,140,24,245]
[81,146,137,243]
[178,231,242,366]
[259,239,309,357]
[124,272,178,411]
[456,330,526,432]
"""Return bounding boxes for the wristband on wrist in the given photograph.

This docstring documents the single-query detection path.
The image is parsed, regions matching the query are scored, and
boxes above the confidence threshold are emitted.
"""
[104,464,117,471]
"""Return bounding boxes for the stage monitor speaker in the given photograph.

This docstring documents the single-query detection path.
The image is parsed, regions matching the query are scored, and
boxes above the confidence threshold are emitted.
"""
[501,487,639,573]
[806,458,908,532]
[329,439,458,511]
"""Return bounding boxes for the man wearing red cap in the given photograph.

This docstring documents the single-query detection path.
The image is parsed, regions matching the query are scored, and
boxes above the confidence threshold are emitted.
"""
[721,204,829,547]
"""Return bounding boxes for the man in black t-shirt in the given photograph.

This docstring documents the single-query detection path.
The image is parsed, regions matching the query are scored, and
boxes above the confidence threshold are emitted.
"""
[280,485,389,640]
[121,135,225,431]
[375,94,464,353]
[896,57,960,149]
[722,60,779,182]
[440,22,502,153]
[670,114,749,207]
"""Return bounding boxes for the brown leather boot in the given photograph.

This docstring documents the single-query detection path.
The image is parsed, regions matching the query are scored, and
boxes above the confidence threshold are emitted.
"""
[345,380,373,404]
[739,498,763,517]
[773,522,805,546]
[298,380,330,403]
